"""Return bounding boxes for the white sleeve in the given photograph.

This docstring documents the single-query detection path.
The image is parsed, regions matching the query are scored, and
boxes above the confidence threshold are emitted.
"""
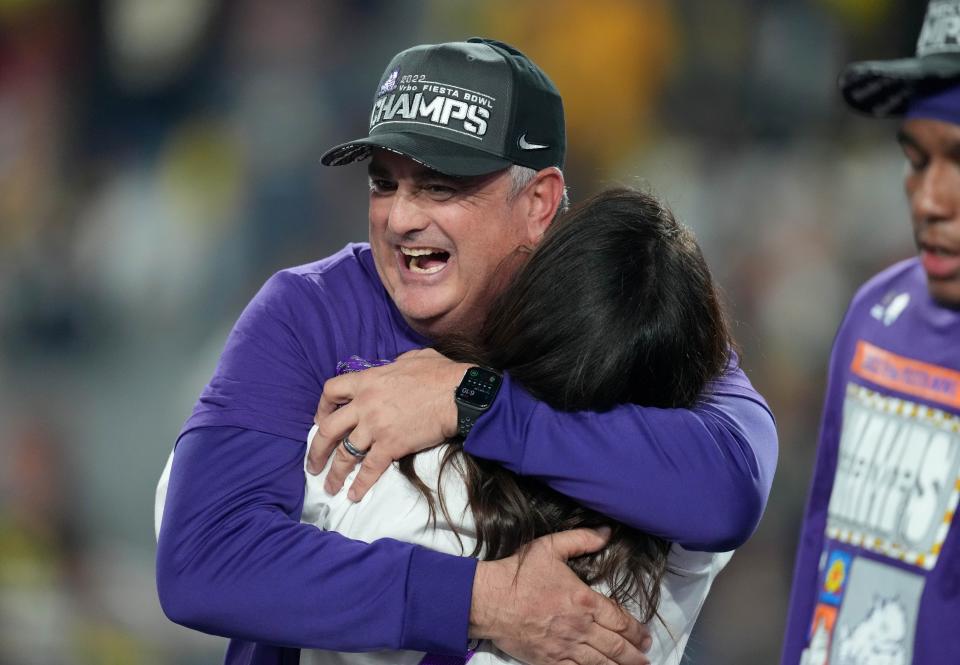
[155,449,175,541]
[301,424,332,527]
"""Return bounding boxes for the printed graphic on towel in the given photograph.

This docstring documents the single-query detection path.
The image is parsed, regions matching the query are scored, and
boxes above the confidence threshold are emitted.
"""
[799,548,850,665]
[820,549,852,606]
[828,557,922,665]
[851,341,960,411]
[825,382,960,569]
[799,604,837,665]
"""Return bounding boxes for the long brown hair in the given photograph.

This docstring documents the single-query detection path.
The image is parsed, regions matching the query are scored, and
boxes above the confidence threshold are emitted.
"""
[399,187,735,621]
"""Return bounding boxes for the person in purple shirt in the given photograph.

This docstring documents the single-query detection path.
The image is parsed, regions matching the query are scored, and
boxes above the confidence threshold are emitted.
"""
[157,38,778,665]
[782,3,960,664]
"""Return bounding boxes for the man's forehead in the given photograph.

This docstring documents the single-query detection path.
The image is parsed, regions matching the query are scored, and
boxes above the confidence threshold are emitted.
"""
[368,149,505,186]
[368,151,448,179]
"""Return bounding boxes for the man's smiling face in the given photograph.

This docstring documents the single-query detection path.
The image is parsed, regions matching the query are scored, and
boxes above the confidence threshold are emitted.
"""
[367,149,538,339]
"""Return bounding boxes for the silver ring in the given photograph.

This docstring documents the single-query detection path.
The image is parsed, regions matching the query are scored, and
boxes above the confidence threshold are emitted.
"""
[341,436,367,459]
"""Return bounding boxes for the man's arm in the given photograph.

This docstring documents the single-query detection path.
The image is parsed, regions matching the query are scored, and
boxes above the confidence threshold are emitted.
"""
[467,364,778,551]
[314,350,777,552]
[157,425,475,653]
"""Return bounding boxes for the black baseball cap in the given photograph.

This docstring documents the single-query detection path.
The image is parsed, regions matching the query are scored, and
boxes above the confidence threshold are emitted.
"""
[840,0,960,116]
[321,38,565,177]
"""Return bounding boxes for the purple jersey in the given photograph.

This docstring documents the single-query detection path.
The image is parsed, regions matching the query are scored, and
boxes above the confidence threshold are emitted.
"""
[157,244,778,663]
[782,258,960,665]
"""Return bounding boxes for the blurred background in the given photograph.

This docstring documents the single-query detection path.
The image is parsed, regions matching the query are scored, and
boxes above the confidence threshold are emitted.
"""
[0,0,930,662]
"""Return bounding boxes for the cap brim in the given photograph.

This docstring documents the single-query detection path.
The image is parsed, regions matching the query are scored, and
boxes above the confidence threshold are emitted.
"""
[840,53,960,117]
[320,132,512,177]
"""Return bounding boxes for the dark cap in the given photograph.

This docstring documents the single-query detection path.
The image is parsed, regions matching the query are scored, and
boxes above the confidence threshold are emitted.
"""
[840,0,960,116]
[321,38,565,176]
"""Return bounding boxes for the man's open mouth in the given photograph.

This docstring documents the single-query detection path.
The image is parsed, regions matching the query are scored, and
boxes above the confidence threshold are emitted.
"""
[919,241,960,279]
[920,242,958,257]
[400,246,450,274]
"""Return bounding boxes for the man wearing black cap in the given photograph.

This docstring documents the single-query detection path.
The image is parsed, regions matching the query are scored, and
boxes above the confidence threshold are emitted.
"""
[157,38,778,665]
[782,3,960,664]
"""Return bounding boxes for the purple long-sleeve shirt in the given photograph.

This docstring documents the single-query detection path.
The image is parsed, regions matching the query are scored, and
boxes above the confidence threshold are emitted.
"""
[157,244,778,663]
[781,259,960,664]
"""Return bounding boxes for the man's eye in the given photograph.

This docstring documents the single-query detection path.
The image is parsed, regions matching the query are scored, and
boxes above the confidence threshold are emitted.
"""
[369,179,396,193]
[424,184,457,198]
[901,147,927,172]
[907,156,928,171]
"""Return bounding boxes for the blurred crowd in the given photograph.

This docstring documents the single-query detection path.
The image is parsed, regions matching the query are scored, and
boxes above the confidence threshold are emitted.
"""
[0,0,929,663]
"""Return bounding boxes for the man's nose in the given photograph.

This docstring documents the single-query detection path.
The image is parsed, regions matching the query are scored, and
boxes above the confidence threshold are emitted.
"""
[386,190,429,236]
[911,161,957,226]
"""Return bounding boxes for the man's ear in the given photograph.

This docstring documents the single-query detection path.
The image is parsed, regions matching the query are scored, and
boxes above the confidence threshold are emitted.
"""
[522,167,566,243]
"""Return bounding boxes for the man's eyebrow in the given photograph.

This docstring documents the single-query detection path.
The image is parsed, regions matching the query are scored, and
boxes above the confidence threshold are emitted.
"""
[367,163,390,179]
[412,166,462,183]
[896,128,919,149]
[420,168,502,193]
[896,127,960,160]
[367,160,494,192]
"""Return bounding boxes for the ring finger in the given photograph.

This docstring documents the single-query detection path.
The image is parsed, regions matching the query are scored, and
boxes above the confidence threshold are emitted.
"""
[325,426,373,494]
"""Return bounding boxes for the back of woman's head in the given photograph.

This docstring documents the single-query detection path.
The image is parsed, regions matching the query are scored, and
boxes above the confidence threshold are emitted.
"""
[411,188,733,616]
[482,187,732,410]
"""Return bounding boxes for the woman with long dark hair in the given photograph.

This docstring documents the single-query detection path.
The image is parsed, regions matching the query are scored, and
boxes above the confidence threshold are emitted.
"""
[301,186,736,665]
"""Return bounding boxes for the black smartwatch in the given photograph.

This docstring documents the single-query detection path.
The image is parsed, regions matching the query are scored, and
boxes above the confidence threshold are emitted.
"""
[454,366,502,438]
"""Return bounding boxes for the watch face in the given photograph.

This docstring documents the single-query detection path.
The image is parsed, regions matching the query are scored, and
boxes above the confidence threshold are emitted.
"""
[456,367,502,409]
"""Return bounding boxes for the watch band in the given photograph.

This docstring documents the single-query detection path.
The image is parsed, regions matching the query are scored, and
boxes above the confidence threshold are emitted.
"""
[456,404,485,438]
[455,366,502,438]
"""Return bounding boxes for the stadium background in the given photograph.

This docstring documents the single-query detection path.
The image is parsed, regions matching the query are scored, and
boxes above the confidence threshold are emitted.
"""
[0,0,929,662]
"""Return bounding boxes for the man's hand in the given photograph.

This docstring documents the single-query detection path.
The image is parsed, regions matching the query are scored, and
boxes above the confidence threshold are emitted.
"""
[472,528,652,665]
[307,349,469,500]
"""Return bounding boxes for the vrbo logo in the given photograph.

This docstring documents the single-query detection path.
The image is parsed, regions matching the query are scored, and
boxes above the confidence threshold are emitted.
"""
[370,92,491,137]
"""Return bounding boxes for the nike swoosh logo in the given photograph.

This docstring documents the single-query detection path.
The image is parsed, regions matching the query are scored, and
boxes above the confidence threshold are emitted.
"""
[518,134,549,150]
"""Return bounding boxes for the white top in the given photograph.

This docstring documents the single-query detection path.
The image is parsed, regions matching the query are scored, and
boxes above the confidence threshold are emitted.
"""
[298,426,733,665]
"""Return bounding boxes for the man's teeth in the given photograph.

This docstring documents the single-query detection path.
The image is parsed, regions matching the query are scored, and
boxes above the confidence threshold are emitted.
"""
[401,247,443,256]
[401,247,448,274]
